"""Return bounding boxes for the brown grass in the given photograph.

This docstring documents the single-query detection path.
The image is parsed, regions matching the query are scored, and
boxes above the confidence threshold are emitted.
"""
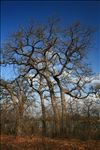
[0,135,100,150]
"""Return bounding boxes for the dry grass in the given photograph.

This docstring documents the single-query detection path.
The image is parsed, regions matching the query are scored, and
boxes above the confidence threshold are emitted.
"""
[0,135,100,150]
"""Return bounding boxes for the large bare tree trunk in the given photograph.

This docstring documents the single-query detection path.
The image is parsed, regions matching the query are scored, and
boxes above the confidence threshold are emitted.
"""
[46,77,60,136]
[53,76,67,135]
[39,92,47,136]
[16,91,25,136]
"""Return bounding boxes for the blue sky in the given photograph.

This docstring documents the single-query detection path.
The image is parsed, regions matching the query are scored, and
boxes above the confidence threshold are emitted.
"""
[1,1,100,80]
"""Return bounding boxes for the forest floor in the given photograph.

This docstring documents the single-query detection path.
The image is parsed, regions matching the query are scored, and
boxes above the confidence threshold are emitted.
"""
[0,135,100,150]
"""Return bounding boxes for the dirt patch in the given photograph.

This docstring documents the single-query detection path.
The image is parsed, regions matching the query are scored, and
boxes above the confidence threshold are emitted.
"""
[0,135,100,150]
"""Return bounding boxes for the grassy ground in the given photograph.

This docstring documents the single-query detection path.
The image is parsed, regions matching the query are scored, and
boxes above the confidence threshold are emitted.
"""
[0,135,100,150]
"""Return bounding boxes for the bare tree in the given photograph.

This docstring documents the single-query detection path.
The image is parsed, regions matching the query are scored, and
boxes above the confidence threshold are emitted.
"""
[1,17,97,138]
[0,78,33,135]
